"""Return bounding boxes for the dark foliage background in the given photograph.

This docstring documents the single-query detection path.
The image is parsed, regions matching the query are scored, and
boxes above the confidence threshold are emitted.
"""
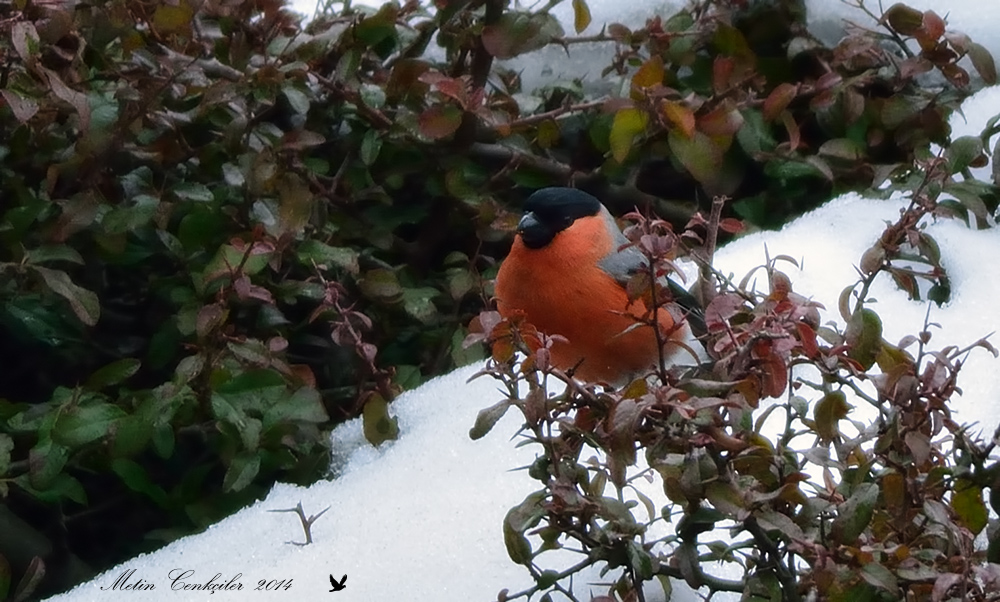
[0,0,996,599]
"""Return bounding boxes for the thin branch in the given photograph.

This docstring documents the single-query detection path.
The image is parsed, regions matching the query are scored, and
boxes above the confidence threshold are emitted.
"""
[269,502,331,546]
[699,195,726,306]
[493,99,606,132]
[743,516,801,602]
[313,73,394,130]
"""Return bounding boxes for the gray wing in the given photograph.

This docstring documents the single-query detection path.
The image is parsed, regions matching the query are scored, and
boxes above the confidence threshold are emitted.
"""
[596,208,706,338]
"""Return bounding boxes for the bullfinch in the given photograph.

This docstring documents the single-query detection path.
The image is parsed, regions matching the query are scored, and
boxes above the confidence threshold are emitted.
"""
[494,187,703,385]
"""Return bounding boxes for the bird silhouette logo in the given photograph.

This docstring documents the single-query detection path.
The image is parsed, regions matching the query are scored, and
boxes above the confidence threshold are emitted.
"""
[328,574,347,593]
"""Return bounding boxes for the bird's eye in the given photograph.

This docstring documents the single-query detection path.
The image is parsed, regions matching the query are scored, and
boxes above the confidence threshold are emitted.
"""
[559,216,573,229]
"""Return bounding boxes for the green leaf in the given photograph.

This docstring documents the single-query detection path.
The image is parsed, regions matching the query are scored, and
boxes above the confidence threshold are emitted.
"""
[360,129,382,166]
[943,180,990,219]
[112,415,154,458]
[112,458,169,507]
[402,287,439,323]
[222,452,260,492]
[215,370,286,416]
[951,478,988,534]
[754,509,806,541]
[0,434,13,475]
[860,561,898,592]
[172,182,214,203]
[883,3,924,36]
[481,12,564,59]
[626,541,654,579]
[32,266,100,326]
[359,268,403,302]
[28,438,69,489]
[227,339,270,366]
[362,393,399,446]
[354,3,399,54]
[705,481,749,519]
[87,358,141,390]
[296,240,360,274]
[946,135,985,174]
[469,399,512,440]
[17,472,86,504]
[102,194,159,234]
[845,308,883,370]
[814,391,851,442]
[503,491,546,565]
[610,108,647,163]
[152,424,175,458]
[53,402,126,448]
[282,86,310,115]
[174,354,205,384]
[819,138,864,161]
[24,245,84,265]
[669,129,725,185]
[831,482,878,543]
[969,42,998,85]
[737,109,777,156]
[263,386,328,427]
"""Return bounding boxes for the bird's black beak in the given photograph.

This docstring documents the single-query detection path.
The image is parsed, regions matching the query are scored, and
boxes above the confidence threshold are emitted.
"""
[517,211,542,234]
[516,211,552,249]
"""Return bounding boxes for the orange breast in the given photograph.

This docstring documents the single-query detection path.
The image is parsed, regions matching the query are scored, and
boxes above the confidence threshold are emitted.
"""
[494,215,679,384]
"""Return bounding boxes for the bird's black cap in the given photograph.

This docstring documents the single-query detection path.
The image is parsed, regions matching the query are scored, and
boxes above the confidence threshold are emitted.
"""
[518,188,602,249]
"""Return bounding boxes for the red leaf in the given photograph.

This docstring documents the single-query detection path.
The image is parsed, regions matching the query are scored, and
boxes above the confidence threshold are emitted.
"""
[712,56,734,94]
[763,83,797,122]
[796,322,819,358]
[418,104,463,139]
[921,10,945,41]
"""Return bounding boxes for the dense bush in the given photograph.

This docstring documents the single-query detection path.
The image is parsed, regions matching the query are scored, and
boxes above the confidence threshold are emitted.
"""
[0,0,996,599]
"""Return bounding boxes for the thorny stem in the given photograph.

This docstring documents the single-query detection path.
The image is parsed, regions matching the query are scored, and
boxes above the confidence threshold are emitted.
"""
[502,557,594,601]
[648,242,671,385]
[844,0,916,59]
[268,502,330,546]
[700,195,727,306]
[492,99,606,132]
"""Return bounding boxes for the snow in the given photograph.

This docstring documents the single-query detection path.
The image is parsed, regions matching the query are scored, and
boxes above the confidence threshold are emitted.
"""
[46,1,1000,601]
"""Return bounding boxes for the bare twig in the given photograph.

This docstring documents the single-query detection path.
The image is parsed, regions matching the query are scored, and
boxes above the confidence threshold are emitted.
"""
[269,502,331,546]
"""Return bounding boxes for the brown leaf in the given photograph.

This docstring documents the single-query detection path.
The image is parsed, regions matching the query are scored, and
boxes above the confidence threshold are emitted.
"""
[763,83,797,122]
[699,104,744,138]
[571,0,591,33]
[196,303,228,338]
[277,173,314,237]
[11,22,40,62]
[661,101,695,138]
[42,67,91,133]
[712,56,734,94]
[153,4,194,34]
[814,391,850,442]
[904,430,931,465]
[632,56,664,91]
[33,266,101,326]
